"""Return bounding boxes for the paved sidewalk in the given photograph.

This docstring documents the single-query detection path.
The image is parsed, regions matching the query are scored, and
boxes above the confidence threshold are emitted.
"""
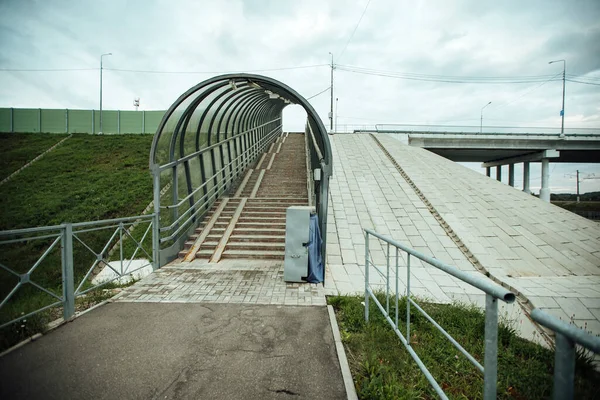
[0,302,346,400]
[115,260,326,306]
[377,133,600,336]
[325,133,600,343]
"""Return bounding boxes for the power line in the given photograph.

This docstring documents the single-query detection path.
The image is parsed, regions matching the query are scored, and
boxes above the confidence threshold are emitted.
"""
[0,67,97,72]
[337,0,373,63]
[566,73,600,82]
[306,86,331,100]
[566,79,600,86]
[0,64,328,74]
[104,64,328,74]
[337,64,558,80]
[336,65,560,84]
[489,71,563,111]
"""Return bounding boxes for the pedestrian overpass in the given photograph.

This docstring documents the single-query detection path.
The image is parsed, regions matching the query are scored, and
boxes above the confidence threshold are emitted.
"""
[149,74,333,266]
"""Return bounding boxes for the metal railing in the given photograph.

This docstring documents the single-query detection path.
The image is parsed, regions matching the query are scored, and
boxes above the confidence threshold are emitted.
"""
[531,309,600,400]
[364,228,515,400]
[0,214,157,329]
[153,120,283,262]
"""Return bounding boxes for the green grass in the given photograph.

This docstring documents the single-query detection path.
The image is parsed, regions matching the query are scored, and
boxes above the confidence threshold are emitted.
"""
[552,201,600,213]
[329,295,600,399]
[0,280,135,351]
[0,132,68,180]
[0,133,153,230]
[0,133,154,349]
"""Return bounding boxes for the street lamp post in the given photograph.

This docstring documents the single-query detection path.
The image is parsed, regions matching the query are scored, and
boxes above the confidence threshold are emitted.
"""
[99,52,112,134]
[480,101,492,134]
[549,59,566,138]
[328,52,334,132]
[335,97,339,132]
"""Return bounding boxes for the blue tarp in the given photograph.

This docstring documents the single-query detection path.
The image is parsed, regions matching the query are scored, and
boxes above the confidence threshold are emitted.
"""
[306,214,324,283]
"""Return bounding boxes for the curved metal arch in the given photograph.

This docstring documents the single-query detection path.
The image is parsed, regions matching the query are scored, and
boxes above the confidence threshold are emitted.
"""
[150,74,332,267]
[170,81,231,163]
[151,73,331,173]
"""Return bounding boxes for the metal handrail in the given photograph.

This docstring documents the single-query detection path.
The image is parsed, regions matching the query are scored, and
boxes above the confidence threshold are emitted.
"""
[364,228,515,400]
[158,124,281,241]
[307,122,324,162]
[0,213,158,330]
[531,308,600,399]
[157,118,281,171]
[161,123,281,210]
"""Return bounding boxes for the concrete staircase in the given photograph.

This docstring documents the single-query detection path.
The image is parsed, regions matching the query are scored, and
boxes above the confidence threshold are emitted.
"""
[180,132,309,262]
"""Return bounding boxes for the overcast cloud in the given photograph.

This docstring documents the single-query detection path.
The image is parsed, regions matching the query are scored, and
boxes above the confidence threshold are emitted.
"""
[0,0,599,193]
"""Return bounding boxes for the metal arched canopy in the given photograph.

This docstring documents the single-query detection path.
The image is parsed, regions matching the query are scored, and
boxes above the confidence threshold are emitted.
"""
[149,73,332,174]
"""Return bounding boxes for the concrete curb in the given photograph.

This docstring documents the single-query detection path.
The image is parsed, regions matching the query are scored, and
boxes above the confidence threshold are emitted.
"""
[327,305,358,400]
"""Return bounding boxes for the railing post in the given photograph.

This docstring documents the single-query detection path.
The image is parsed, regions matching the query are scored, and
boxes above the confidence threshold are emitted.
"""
[61,223,75,320]
[152,164,161,270]
[386,242,390,314]
[395,247,399,328]
[119,222,124,275]
[407,253,411,344]
[364,231,369,322]
[553,333,575,400]
[484,294,499,400]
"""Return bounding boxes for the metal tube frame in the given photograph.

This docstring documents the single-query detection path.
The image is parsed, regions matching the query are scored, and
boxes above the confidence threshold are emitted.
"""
[531,308,600,400]
[363,228,515,399]
[0,213,157,329]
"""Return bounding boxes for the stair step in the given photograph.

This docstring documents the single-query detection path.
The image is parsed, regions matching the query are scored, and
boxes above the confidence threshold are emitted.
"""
[233,228,286,234]
[228,235,285,243]
[221,250,285,260]
[239,216,286,222]
[235,222,286,229]
[227,242,284,249]
[240,210,286,216]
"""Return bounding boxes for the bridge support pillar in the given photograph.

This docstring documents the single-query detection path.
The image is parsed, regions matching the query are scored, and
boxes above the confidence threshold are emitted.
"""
[523,162,531,194]
[496,166,502,182]
[540,158,551,202]
[486,167,491,177]
[508,164,515,187]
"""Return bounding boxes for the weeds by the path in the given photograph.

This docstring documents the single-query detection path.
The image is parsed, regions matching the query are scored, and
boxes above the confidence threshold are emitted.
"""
[329,294,599,399]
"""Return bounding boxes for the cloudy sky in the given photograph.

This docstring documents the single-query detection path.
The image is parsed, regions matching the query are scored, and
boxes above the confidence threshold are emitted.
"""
[0,0,599,193]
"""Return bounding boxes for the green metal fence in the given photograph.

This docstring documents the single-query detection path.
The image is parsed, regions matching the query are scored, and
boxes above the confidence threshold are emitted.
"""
[0,108,165,134]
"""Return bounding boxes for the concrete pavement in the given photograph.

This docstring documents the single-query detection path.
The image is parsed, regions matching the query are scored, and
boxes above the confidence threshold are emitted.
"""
[325,133,600,343]
[0,302,346,400]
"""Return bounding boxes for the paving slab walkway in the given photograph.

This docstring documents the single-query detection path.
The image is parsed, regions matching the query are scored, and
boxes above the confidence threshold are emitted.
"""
[376,133,600,336]
[115,260,326,306]
[325,133,600,344]
[0,302,346,400]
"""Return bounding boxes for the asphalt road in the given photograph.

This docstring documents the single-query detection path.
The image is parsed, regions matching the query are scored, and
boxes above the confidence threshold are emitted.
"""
[0,302,347,399]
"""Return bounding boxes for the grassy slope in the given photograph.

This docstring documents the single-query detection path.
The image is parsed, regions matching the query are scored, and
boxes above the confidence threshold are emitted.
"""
[330,295,599,399]
[0,133,154,348]
[0,133,68,181]
[0,133,153,230]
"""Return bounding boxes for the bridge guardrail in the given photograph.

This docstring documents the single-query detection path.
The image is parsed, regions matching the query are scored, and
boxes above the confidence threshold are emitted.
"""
[364,228,515,400]
[0,213,157,330]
